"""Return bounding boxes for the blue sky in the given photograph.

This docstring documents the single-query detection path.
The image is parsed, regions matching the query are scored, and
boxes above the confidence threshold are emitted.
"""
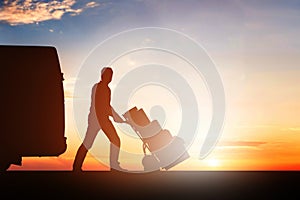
[1,0,299,73]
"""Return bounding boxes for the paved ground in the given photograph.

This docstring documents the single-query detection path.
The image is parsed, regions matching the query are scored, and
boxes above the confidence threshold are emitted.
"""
[0,171,299,199]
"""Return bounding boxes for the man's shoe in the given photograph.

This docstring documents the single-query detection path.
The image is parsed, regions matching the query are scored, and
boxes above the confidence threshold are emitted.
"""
[72,167,83,172]
[110,164,128,172]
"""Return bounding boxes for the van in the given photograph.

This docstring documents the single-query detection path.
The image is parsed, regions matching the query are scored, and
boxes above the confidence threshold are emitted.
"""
[0,45,67,171]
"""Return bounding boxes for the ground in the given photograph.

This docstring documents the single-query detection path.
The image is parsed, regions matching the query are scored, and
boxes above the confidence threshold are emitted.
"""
[0,171,299,199]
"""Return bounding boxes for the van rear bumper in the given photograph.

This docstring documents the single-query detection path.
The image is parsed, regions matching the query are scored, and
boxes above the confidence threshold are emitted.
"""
[19,136,67,157]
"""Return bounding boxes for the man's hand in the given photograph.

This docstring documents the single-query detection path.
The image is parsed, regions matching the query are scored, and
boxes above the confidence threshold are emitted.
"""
[112,108,127,123]
[114,117,127,123]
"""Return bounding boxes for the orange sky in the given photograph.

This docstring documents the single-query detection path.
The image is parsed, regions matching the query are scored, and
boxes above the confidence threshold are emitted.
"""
[8,51,300,172]
[8,44,300,172]
[9,96,300,171]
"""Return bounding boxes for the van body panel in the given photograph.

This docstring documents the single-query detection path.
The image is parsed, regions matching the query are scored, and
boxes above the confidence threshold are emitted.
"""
[0,45,67,170]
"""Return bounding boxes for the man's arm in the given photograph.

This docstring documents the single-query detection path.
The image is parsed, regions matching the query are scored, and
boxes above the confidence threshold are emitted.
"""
[111,107,126,123]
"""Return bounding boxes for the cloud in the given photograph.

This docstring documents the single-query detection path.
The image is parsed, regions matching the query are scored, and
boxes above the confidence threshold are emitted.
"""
[289,127,300,131]
[217,140,267,150]
[236,124,280,129]
[63,77,77,99]
[86,1,99,8]
[0,0,99,25]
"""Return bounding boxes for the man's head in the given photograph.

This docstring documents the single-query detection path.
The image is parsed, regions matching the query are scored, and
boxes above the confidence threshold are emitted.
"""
[101,67,113,84]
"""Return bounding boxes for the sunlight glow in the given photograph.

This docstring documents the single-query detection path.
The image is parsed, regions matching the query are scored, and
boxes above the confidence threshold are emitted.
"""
[206,159,221,168]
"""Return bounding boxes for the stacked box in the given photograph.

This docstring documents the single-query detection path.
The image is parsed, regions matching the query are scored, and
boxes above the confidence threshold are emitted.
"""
[144,129,173,152]
[123,106,150,127]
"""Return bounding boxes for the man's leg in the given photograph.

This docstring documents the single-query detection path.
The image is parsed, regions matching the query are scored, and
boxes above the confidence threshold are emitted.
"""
[72,144,88,171]
[73,118,100,171]
[100,119,127,171]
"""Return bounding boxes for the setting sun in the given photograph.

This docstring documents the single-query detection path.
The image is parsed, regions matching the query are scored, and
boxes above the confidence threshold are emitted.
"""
[206,159,221,168]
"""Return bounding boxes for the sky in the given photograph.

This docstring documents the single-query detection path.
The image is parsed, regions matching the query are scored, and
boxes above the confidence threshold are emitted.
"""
[1,0,300,171]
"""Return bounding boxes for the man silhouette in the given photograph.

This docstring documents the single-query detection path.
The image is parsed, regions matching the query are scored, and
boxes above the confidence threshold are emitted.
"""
[73,67,127,172]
